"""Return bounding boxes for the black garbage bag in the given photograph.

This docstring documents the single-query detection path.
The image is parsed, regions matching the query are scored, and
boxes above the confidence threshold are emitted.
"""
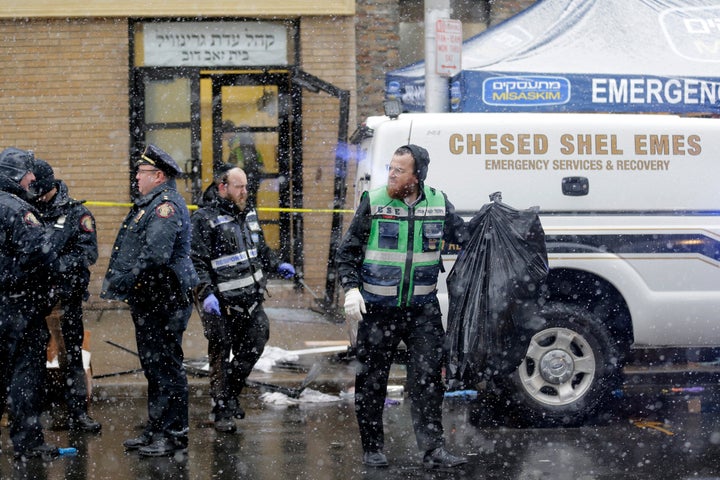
[446,192,548,387]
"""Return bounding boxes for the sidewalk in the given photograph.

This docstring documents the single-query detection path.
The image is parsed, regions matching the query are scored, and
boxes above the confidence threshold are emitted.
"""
[79,284,406,400]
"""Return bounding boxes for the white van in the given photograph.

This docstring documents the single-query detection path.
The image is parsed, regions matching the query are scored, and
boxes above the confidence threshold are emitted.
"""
[349,112,720,425]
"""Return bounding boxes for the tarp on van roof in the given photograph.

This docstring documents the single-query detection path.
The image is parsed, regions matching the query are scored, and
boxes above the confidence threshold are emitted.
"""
[386,0,720,114]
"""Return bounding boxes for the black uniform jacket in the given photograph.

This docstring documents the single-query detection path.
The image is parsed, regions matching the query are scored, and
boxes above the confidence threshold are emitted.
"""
[35,180,98,300]
[101,179,199,304]
[191,195,280,306]
[0,176,57,297]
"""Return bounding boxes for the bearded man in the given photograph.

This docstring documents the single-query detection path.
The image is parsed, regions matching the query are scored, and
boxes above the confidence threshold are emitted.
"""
[335,144,469,469]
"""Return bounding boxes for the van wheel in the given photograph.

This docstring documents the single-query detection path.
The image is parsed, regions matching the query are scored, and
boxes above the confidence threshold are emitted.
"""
[496,303,621,426]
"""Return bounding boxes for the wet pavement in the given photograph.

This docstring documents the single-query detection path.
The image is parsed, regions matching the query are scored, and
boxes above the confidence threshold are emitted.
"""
[3,390,720,479]
[4,302,720,479]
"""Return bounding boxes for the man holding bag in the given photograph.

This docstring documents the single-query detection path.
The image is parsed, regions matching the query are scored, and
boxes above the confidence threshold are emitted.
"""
[336,144,468,469]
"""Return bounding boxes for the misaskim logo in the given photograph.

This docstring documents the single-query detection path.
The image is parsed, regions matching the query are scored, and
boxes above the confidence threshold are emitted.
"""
[483,76,571,106]
[659,5,720,62]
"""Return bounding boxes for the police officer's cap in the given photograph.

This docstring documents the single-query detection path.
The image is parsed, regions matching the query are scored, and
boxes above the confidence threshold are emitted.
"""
[31,159,56,197]
[0,147,35,183]
[402,144,430,182]
[137,144,183,178]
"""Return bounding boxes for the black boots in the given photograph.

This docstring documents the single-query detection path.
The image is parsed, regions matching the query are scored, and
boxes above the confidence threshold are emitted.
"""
[69,413,102,433]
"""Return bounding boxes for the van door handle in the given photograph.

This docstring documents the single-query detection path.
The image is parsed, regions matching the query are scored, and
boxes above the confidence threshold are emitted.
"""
[562,176,589,196]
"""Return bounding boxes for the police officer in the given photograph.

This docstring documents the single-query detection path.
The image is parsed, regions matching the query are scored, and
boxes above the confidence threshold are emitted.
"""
[190,166,295,433]
[101,144,199,457]
[30,159,101,433]
[0,147,60,460]
[335,145,468,469]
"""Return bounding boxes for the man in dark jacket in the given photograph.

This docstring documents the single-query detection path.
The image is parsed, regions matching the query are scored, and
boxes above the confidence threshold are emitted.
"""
[0,147,60,460]
[190,166,294,433]
[198,162,235,207]
[101,144,199,457]
[335,144,468,469]
[30,159,101,433]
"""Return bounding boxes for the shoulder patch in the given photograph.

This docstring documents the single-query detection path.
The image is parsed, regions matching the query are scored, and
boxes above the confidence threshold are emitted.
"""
[80,214,95,233]
[155,202,176,219]
[24,211,41,226]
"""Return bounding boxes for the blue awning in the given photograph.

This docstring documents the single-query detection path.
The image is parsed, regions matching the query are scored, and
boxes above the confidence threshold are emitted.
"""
[386,0,720,115]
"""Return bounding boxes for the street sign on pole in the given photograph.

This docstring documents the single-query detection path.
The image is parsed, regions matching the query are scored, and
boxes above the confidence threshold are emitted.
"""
[435,18,462,77]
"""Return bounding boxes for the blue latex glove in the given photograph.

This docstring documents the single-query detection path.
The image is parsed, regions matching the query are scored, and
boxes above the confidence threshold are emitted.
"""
[203,293,221,315]
[278,262,296,279]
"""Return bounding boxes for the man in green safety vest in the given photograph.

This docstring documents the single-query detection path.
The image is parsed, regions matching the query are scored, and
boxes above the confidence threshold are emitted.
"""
[335,144,469,470]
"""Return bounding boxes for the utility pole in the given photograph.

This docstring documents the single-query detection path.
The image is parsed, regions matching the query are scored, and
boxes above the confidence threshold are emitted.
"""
[424,0,451,112]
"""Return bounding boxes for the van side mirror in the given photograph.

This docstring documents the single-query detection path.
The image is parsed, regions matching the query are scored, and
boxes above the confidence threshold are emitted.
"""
[562,176,589,196]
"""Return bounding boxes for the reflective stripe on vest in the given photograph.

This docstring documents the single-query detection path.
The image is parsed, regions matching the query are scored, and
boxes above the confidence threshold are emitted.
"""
[364,249,440,264]
[218,269,264,292]
[362,282,436,297]
[210,215,234,228]
[211,248,258,270]
[362,185,446,307]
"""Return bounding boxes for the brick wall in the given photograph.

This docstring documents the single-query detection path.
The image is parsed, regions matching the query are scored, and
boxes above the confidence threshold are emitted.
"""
[489,0,537,25]
[0,18,130,309]
[355,0,401,123]
[299,16,357,305]
[0,16,359,311]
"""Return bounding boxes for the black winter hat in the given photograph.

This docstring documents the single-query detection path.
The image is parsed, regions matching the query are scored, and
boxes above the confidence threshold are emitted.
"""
[31,159,56,197]
[402,144,430,182]
[0,147,34,183]
[213,162,236,182]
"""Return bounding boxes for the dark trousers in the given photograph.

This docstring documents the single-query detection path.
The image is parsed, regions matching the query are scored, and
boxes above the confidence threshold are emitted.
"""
[201,303,269,419]
[130,301,192,446]
[355,301,446,453]
[0,298,49,453]
[50,296,89,418]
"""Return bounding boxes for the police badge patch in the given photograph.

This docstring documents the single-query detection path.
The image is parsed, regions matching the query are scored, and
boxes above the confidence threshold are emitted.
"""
[23,211,41,226]
[80,214,95,232]
[155,202,176,218]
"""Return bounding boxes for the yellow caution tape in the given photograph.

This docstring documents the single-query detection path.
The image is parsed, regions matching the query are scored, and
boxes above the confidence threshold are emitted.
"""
[84,201,354,214]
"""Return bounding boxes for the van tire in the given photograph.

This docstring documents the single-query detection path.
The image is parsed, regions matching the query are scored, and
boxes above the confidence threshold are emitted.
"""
[496,302,621,426]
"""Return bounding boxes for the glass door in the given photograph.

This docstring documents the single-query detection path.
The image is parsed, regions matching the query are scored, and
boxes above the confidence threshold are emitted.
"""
[130,68,201,205]
[200,72,292,254]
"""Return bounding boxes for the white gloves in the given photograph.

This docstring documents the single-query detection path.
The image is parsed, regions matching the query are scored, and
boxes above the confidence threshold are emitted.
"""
[343,288,366,348]
[343,288,366,323]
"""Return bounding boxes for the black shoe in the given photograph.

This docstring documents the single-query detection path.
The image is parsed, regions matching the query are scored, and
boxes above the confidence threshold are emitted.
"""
[362,451,388,468]
[69,414,102,434]
[123,433,153,450]
[138,437,187,457]
[214,417,237,433]
[14,443,60,461]
[423,447,467,469]
[233,405,245,420]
